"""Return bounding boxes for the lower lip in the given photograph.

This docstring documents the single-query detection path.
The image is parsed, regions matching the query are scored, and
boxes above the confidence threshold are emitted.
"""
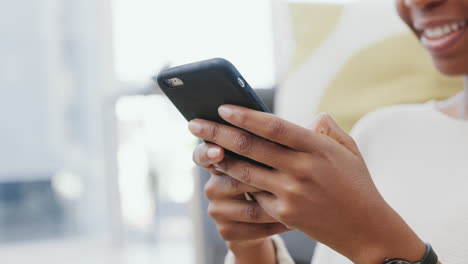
[421,27,467,54]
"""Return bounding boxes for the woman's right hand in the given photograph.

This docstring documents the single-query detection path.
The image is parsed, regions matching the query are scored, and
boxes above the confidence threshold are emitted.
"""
[193,142,289,263]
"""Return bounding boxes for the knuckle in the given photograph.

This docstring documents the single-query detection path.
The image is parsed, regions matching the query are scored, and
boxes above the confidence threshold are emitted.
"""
[234,133,255,155]
[276,204,293,222]
[210,123,220,141]
[236,111,248,127]
[289,155,313,176]
[204,180,217,200]
[239,163,253,184]
[202,123,220,141]
[278,205,299,228]
[294,173,310,184]
[225,176,240,191]
[207,202,220,218]
[305,138,329,160]
[268,119,288,138]
[243,203,260,221]
[283,182,302,198]
[292,168,313,184]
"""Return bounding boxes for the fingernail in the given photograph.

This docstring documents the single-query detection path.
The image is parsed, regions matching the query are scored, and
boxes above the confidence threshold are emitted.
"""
[218,105,233,118]
[188,120,202,134]
[207,147,221,159]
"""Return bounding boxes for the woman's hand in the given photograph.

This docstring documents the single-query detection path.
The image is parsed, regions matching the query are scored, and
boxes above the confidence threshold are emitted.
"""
[189,105,426,264]
[193,142,289,263]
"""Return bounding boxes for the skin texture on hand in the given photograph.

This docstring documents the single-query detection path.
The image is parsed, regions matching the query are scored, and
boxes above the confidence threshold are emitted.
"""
[189,106,426,264]
[192,138,288,263]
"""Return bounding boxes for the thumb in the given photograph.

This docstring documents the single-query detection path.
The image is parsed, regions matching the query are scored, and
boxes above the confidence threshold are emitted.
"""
[307,113,361,157]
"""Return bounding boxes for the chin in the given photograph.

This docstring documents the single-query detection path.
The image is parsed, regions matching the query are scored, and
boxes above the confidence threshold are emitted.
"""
[432,57,468,76]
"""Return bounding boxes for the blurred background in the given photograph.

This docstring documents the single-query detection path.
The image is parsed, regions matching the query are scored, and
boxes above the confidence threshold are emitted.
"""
[0,0,461,263]
[0,0,275,263]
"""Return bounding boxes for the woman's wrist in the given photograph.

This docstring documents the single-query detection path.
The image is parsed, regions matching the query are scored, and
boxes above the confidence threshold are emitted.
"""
[352,206,426,264]
[355,237,426,264]
[227,238,276,264]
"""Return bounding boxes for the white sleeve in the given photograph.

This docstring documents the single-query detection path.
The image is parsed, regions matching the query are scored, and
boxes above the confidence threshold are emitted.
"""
[224,235,295,264]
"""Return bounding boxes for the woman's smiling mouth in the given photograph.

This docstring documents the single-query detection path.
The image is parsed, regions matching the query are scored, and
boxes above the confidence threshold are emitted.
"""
[416,19,468,54]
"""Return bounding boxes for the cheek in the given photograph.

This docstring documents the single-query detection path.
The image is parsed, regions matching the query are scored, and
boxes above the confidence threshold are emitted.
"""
[395,0,418,34]
[396,0,410,23]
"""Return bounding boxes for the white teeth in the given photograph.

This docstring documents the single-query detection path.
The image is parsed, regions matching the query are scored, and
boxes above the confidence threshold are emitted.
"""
[443,25,451,34]
[423,20,468,39]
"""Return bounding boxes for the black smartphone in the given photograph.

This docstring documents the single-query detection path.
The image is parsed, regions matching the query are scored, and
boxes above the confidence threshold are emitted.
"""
[154,58,271,199]
[154,58,271,127]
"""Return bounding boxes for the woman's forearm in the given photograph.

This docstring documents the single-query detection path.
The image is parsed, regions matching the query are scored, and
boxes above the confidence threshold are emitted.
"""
[228,238,277,264]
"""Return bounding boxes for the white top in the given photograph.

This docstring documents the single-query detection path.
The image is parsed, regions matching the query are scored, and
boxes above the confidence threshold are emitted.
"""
[225,102,468,264]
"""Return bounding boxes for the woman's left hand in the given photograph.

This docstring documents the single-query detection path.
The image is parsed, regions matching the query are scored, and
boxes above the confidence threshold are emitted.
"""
[188,105,426,264]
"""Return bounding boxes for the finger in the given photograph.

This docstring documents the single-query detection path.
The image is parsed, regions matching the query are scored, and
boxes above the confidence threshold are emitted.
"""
[214,155,279,193]
[207,168,225,176]
[307,113,361,157]
[252,191,280,219]
[216,221,289,242]
[193,143,225,168]
[188,119,299,171]
[217,105,325,152]
[254,192,296,229]
[208,199,278,223]
[204,174,262,199]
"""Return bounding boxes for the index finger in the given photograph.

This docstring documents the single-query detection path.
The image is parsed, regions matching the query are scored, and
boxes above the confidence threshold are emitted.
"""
[218,105,324,152]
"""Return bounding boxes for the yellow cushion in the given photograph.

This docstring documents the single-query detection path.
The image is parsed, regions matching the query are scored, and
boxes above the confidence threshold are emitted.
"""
[276,0,463,132]
[317,33,463,131]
